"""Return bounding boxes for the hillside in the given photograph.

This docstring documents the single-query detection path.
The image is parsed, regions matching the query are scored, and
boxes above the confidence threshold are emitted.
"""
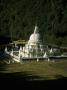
[0,0,67,46]
[0,60,67,80]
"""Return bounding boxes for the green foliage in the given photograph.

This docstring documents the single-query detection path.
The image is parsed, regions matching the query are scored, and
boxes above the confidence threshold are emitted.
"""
[0,0,67,46]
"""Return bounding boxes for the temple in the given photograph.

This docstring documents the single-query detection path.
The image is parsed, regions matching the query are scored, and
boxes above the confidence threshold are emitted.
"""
[4,25,64,63]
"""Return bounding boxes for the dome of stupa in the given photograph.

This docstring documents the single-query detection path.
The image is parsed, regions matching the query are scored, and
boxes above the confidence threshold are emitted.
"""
[28,25,40,45]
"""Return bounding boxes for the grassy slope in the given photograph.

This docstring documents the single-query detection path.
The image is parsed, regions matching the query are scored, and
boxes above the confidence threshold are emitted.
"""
[0,60,67,80]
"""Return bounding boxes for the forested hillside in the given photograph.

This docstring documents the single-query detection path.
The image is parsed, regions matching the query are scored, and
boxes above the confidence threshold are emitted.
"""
[0,0,67,46]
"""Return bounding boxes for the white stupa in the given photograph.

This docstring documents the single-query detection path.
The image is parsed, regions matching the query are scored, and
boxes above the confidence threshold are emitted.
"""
[28,25,40,45]
[20,25,44,58]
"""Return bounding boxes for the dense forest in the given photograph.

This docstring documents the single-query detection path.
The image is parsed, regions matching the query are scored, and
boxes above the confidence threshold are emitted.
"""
[0,0,67,46]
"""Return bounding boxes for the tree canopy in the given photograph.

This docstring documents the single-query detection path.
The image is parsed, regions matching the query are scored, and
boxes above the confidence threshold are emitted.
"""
[0,0,67,46]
